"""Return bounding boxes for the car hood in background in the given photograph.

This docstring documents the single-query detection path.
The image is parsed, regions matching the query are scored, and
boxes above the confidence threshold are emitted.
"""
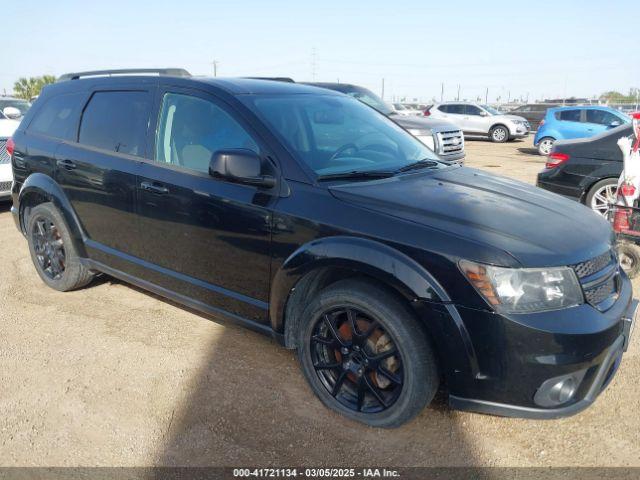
[329,166,612,267]
[497,114,529,123]
[389,114,461,132]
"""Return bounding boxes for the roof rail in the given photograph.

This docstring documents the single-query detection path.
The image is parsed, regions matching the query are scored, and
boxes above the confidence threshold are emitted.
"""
[245,77,295,83]
[57,68,191,82]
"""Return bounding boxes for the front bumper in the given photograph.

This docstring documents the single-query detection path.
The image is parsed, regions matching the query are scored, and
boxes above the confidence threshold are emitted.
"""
[447,271,635,419]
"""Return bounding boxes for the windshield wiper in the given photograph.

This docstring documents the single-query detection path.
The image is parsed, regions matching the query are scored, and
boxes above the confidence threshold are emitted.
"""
[317,170,395,181]
[395,160,440,173]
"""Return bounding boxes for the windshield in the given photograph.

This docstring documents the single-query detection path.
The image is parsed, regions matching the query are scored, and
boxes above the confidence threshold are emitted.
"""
[481,105,502,116]
[0,99,31,116]
[247,94,440,177]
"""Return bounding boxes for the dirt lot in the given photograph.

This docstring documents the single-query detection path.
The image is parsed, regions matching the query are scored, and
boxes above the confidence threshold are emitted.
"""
[0,137,638,467]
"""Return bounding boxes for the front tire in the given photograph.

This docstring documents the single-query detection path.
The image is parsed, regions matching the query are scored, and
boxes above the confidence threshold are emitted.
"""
[585,178,618,217]
[297,279,439,428]
[490,125,509,143]
[26,202,94,291]
[537,137,555,156]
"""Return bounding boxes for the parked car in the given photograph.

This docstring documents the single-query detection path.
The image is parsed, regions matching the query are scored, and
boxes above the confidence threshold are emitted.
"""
[534,106,631,156]
[0,97,31,120]
[509,103,560,130]
[426,102,530,143]
[537,124,632,216]
[392,103,422,116]
[307,83,465,162]
[0,116,19,200]
[10,69,635,427]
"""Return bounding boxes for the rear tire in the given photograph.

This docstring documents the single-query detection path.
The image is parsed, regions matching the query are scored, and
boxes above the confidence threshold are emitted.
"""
[537,137,555,155]
[297,279,439,428]
[618,242,640,279]
[490,125,509,143]
[26,202,94,291]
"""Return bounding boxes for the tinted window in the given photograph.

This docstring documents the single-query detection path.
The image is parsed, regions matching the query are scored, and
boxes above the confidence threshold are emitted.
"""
[29,93,82,140]
[586,109,622,126]
[466,105,483,115]
[556,110,581,122]
[155,93,258,174]
[79,91,151,156]
[444,104,464,114]
[438,105,450,113]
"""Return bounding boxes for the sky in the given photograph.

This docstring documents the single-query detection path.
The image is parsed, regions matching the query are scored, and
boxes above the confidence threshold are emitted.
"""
[5,0,639,103]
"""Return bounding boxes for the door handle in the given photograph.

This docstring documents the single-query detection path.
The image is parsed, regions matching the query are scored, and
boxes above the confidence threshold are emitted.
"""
[56,159,77,170]
[140,181,169,195]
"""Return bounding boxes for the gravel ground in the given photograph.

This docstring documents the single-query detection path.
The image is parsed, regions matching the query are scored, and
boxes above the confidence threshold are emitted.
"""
[0,137,638,467]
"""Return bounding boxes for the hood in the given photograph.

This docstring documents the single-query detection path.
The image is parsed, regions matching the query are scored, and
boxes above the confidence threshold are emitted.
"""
[499,114,528,123]
[0,119,19,138]
[389,114,461,132]
[329,166,612,267]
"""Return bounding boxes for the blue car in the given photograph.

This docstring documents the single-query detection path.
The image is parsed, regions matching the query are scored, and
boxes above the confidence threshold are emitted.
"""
[534,106,630,155]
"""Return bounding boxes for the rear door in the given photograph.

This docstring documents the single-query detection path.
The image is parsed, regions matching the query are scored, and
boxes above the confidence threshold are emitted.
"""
[439,104,467,130]
[134,87,276,323]
[555,109,588,139]
[55,88,153,262]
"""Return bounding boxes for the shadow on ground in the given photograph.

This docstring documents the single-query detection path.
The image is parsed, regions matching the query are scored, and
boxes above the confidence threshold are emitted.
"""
[95,278,487,468]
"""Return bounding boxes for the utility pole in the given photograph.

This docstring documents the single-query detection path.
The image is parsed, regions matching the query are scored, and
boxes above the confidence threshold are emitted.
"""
[381,78,385,100]
[211,60,219,77]
[485,87,489,104]
[457,84,460,101]
[441,82,444,102]
[311,47,317,81]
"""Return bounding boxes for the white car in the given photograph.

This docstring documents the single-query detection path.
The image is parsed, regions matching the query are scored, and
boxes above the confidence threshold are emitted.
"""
[0,110,20,200]
[427,102,530,143]
[392,103,423,117]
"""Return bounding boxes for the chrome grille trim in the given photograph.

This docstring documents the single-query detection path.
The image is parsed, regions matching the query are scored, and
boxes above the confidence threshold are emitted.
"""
[0,139,9,165]
[573,251,613,278]
[571,250,619,310]
[436,130,464,156]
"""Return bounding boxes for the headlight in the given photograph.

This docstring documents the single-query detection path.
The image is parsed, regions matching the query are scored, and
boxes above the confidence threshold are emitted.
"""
[408,129,435,150]
[459,260,583,313]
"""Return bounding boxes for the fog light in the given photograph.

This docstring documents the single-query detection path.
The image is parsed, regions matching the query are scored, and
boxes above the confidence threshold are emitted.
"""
[533,369,587,407]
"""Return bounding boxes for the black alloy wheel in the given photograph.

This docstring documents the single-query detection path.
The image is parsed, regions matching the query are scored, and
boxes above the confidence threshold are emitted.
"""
[310,307,404,414]
[31,215,66,280]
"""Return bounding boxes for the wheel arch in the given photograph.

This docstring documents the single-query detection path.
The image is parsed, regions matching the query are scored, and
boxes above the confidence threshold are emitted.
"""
[270,236,450,347]
[581,176,619,204]
[18,173,87,257]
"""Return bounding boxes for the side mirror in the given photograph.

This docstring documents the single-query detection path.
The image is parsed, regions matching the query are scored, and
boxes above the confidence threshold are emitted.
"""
[479,111,489,117]
[609,120,622,128]
[209,149,276,188]
[3,107,21,120]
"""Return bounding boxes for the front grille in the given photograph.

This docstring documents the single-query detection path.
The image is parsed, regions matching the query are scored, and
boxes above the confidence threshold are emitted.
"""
[0,139,9,165]
[585,275,617,305]
[436,130,464,156]
[0,181,11,193]
[573,251,613,278]
[571,250,619,310]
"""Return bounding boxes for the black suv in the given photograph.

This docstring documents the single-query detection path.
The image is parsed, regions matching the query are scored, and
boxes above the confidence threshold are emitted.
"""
[9,69,636,427]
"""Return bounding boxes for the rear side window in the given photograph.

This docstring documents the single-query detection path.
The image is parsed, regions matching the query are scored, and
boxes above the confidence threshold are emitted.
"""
[555,109,581,122]
[28,93,83,140]
[79,91,151,156]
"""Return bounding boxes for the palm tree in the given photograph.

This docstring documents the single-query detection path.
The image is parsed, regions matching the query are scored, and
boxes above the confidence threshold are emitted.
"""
[13,75,57,100]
